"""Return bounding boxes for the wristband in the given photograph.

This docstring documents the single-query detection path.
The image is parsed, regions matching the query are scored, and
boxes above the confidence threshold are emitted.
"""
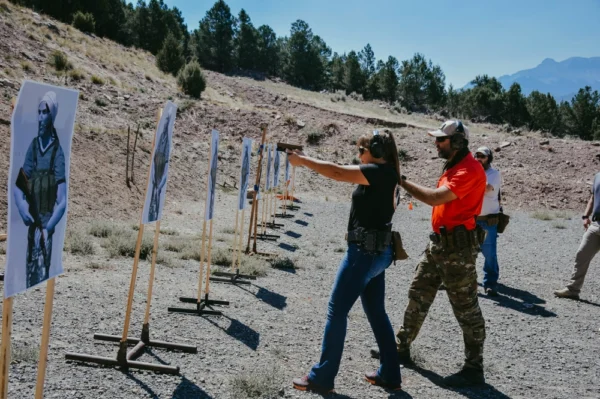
[582,215,590,220]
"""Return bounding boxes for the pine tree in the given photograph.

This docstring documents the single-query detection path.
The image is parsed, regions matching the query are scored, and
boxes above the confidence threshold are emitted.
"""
[156,32,185,75]
[193,0,236,72]
[236,9,258,71]
[256,25,279,75]
[504,83,529,127]
[344,51,364,94]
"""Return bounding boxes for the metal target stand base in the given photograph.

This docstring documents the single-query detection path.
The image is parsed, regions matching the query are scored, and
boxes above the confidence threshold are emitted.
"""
[168,294,229,316]
[274,213,294,219]
[65,323,196,375]
[210,269,257,286]
[251,232,280,241]
[265,222,284,229]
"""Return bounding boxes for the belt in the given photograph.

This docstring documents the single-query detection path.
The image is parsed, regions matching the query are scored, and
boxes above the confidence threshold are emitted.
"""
[429,228,478,248]
[345,227,392,252]
[477,214,499,221]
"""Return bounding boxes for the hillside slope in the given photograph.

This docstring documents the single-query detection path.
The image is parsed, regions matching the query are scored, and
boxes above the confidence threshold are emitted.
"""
[0,2,598,232]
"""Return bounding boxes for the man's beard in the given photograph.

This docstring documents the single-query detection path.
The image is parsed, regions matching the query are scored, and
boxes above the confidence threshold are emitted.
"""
[437,147,452,159]
[38,120,51,137]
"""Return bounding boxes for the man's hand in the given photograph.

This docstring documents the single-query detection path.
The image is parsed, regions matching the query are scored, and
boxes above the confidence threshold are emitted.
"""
[584,217,591,230]
[286,149,305,167]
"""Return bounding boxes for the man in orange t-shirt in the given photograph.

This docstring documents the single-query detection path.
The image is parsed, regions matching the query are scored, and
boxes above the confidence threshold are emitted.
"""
[372,120,487,388]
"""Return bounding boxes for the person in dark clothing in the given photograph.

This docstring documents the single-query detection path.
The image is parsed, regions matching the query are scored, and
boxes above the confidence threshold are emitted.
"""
[288,130,403,394]
[14,91,67,288]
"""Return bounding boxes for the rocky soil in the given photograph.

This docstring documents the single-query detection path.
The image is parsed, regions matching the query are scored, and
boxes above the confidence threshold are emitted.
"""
[0,192,599,399]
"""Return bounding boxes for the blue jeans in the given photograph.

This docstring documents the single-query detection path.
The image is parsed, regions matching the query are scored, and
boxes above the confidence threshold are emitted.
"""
[477,220,499,289]
[308,244,400,389]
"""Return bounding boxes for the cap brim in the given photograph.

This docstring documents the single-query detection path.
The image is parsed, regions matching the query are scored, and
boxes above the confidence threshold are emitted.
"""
[427,129,448,137]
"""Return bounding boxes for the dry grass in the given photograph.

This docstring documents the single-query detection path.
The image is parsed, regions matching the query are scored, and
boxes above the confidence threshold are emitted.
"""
[11,342,39,364]
[66,232,95,256]
[87,261,112,270]
[20,60,33,72]
[229,364,283,398]
[552,222,567,229]
[531,210,573,221]
[270,257,297,270]
[104,230,153,260]
[90,75,104,85]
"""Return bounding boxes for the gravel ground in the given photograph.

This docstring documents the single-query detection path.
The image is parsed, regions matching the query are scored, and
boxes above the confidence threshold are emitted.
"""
[1,191,600,399]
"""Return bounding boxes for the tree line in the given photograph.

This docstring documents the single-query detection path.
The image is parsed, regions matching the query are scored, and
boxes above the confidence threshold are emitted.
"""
[11,0,600,140]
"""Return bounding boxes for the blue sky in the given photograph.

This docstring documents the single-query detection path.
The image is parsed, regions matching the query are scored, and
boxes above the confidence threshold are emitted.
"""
[163,0,600,88]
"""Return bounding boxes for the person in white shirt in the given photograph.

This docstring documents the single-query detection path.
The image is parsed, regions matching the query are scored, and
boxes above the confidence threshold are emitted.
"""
[474,147,502,296]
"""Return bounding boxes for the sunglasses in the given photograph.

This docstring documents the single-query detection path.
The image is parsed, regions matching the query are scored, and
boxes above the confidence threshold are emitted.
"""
[435,136,450,143]
[358,146,367,155]
[475,153,488,159]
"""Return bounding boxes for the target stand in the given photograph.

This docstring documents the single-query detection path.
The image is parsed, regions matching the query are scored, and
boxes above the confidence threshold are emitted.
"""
[169,293,229,316]
[65,321,196,375]
[210,269,257,286]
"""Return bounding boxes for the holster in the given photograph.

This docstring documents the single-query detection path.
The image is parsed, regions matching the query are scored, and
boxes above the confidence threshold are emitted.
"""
[346,227,392,252]
[391,231,409,260]
[430,225,483,251]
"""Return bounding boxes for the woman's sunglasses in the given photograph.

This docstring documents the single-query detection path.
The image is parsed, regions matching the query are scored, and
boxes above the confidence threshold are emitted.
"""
[358,146,367,155]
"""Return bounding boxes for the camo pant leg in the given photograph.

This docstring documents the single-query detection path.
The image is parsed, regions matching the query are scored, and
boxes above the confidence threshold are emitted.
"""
[396,243,441,351]
[432,245,486,370]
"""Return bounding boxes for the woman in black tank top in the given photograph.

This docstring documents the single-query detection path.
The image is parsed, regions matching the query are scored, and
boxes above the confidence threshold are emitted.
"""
[288,131,404,393]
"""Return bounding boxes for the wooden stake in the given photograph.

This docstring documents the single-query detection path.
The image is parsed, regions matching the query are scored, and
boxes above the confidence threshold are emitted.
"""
[230,210,240,272]
[126,125,131,188]
[121,224,145,341]
[34,278,56,399]
[290,167,297,208]
[246,125,267,253]
[121,108,160,342]
[196,220,207,303]
[203,220,214,295]
[0,297,14,399]
[236,207,245,270]
[143,221,161,325]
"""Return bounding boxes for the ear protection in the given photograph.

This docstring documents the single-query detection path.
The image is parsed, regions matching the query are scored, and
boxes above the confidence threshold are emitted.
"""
[370,130,384,159]
[449,121,467,150]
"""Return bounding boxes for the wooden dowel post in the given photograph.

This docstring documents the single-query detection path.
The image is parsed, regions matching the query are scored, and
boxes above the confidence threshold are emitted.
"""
[34,278,56,399]
[290,167,296,208]
[230,210,239,271]
[236,207,245,270]
[121,224,145,342]
[246,126,267,253]
[143,220,161,325]
[0,297,14,399]
[196,220,207,303]
[203,220,214,295]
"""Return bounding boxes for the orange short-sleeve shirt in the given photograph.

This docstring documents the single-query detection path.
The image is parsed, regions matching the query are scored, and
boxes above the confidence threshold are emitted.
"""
[431,153,486,233]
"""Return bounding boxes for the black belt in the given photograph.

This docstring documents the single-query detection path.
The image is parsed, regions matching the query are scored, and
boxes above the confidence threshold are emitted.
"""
[429,227,478,250]
[346,227,392,252]
[593,213,600,222]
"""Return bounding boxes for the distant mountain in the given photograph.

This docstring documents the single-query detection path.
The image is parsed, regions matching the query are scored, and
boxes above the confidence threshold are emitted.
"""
[464,57,600,102]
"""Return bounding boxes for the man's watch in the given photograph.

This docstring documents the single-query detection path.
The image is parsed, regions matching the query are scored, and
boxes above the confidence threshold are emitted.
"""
[582,215,590,220]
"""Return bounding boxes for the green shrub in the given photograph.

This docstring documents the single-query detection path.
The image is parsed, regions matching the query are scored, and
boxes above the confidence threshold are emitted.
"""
[156,32,184,76]
[306,130,325,145]
[177,60,206,99]
[105,231,153,260]
[49,50,72,72]
[72,11,95,34]
[94,97,107,107]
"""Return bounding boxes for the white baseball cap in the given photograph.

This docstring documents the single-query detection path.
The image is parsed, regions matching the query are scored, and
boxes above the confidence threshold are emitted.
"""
[428,120,469,141]
[475,146,492,157]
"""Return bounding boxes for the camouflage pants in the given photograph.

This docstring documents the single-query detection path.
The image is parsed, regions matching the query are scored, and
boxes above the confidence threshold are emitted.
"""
[396,239,486,370]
